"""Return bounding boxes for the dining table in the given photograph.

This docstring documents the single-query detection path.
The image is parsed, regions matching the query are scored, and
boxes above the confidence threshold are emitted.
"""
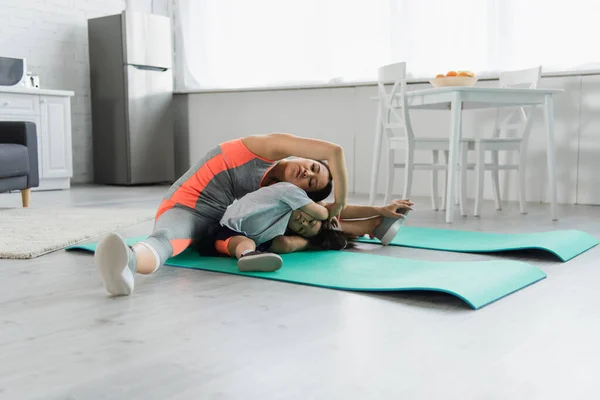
[369,86,564,223]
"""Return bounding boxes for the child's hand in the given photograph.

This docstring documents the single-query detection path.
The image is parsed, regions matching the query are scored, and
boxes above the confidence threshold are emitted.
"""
[329,216,340,230]
[377,199,413,218]
[325,202,345,221]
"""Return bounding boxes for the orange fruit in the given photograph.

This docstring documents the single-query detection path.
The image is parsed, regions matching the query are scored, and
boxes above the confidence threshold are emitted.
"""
[436,74,445,78]
[457,71,469,77]
[446,71,457,77]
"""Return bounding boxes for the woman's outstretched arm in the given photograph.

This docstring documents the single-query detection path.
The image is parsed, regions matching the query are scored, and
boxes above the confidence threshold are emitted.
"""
[323,199,413,220]
[243,133,348,218]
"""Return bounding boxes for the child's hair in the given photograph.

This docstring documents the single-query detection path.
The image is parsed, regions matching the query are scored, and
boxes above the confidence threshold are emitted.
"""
[307,220,353,250]
[306,161,333,202]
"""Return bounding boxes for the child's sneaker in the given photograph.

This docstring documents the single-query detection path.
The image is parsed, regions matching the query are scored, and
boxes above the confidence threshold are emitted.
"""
[238,251,282,272]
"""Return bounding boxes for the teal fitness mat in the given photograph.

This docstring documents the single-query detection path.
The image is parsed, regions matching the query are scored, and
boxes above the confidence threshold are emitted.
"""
[67,236,546,310]
[356,227,598,262]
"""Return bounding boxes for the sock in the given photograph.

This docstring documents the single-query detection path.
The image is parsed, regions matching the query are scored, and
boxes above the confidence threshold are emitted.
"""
[241,249,254,257]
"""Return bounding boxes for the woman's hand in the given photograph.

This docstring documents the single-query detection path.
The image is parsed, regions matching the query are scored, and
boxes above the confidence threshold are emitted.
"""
[325,202,346,221]
[377,199,413,218]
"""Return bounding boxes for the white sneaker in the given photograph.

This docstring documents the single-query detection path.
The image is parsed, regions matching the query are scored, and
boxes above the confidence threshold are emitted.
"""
[238,251,282,272]
[94,232,137,296]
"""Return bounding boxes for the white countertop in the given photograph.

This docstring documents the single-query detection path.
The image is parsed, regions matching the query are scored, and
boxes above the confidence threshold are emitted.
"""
[0,86,74,97]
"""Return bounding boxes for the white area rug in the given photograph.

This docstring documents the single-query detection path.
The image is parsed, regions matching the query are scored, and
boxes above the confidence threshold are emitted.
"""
[0,207,154,259]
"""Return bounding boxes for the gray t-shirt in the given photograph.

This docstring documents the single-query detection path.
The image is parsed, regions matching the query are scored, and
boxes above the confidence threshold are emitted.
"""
[220,182,313,245]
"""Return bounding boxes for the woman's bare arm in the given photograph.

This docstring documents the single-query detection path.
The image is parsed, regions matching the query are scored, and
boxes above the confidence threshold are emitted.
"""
[269,235,312,254]
[324,199,414,219]
[243,133,348,217]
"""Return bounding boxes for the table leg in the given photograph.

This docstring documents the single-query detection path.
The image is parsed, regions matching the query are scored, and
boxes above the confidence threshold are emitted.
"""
[445,94,462,223]
[543,95,558,221]
[369,106,384,205]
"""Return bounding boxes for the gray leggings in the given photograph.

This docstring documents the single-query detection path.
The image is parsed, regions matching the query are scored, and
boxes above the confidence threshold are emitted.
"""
[142,206,220,266]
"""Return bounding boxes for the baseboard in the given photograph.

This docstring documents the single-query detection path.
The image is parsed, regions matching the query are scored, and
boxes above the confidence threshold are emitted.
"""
[32,178,71,192]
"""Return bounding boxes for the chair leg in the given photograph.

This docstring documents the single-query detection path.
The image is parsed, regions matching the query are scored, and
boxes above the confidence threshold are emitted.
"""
[455,151,460,206]
[384,148,396,205]
[21,188,31,208]
[518,148,528,214]
[402,146,414,200]
[455,174,460,206]
[431,150,439,210]
[459,143,468,217]
[491,150,502,210]
[441,150,449,211]
[474,144,485,217]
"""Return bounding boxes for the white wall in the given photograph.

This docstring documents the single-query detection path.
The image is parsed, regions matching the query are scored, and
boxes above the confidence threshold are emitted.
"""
[0,0,127,183]
[0,0,170,183]
[175,75,600,205]
[578,75,600,205]
[125,0,169,16]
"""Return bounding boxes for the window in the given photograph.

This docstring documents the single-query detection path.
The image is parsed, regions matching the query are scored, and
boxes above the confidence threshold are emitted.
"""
[173,0,600,90]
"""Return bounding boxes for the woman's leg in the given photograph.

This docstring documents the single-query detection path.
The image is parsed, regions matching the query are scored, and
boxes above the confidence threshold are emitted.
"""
[339,217,382,237]
[215,233,281,272]
[95,206,218,295]
[340,215,403,245]
[135,207,217,274]
[131,243,159,275]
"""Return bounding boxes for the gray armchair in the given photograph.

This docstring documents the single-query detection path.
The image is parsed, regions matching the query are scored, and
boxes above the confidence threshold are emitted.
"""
[0,121,39,207]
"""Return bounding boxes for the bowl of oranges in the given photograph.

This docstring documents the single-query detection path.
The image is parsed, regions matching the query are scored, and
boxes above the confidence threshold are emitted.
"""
[430,71,477,88]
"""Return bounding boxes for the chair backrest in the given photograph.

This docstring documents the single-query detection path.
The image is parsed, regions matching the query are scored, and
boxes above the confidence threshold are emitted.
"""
[377,62,414,141]
[493,66,542,141]
[499,66,542,89]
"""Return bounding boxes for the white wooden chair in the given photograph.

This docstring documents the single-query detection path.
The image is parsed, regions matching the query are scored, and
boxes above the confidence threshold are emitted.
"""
[378,62,472,212]
[466,66,542,216]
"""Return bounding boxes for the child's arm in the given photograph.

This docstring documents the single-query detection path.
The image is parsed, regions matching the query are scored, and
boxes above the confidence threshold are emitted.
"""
[269,235,312,254]
[300,202,329,221]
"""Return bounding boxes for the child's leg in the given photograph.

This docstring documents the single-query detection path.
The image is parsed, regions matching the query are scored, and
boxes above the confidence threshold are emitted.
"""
[214,232,282,272]
[226,235,257,259]
[339,217,382,237]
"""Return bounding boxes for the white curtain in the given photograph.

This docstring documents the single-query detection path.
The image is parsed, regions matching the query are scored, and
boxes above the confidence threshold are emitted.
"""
[173,0,600,91]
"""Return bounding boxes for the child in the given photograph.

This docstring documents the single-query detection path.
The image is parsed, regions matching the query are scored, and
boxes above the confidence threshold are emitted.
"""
[214,182,410,272]
[214,182,329,272]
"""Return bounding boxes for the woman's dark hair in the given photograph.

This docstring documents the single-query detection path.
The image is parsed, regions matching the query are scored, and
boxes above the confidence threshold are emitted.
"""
[306,161,333,202]
[307,221,353,251]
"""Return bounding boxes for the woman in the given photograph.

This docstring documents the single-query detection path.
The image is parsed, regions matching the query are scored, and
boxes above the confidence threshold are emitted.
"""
[95,133,348,296]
